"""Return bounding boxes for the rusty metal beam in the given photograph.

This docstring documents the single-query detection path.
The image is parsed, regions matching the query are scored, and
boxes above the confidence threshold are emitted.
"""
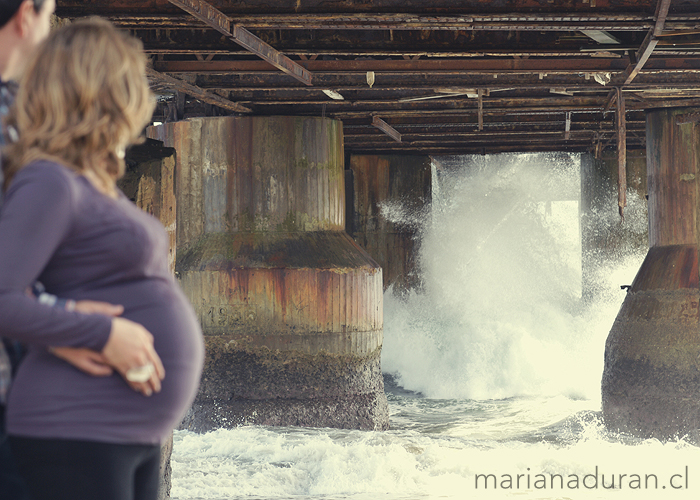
[352,130,598,140]
[154,57,700,79]
[146,67,252,113]
[225,13,656,31]
[231,25,312,86]
[372,116,401,142]
[624,29,658,85]
[477,89,484,131]
[155,57,634,74]
[653,0,673,37]
[624,0,673,85]
[616,87,627,216]
[54,0,688,15]
[603,88,618,113]
[166,0,231,35]
[167,0,312,85]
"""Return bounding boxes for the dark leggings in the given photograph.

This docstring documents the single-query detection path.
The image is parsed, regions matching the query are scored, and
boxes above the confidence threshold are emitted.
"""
[8,436,160,500]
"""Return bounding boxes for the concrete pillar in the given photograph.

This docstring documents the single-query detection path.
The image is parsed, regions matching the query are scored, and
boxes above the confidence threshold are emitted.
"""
[602,107,700,439]
[580,151,648,303]
[149,116,389,431]
[348,155,431,293]
[120,139,177,500]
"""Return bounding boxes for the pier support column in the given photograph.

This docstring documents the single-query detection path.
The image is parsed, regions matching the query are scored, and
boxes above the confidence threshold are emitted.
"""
[150,116,389,431]
[347,155,431,293]
[580,152,647,303]
[602,107,700,439]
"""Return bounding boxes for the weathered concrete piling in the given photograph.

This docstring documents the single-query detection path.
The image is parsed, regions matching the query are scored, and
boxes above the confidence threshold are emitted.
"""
[602,107,700,439]
[149,116,389,431]
[347,155,431,293]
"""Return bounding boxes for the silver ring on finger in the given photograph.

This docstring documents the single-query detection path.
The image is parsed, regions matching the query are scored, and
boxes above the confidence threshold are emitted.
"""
[125,363,155,383]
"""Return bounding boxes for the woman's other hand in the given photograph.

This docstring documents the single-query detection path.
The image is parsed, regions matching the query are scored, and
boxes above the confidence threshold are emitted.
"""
[73,300,125,316]
[49,347,113,376]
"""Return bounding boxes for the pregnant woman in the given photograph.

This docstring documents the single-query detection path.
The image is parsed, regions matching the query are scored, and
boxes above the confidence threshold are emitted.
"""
[0,18,204,500]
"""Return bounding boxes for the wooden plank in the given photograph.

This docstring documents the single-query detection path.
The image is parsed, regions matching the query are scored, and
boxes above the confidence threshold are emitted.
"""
[371,116,401,142]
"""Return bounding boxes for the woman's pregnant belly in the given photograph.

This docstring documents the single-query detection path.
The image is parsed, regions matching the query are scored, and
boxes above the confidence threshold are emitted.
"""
[7,278,204,445]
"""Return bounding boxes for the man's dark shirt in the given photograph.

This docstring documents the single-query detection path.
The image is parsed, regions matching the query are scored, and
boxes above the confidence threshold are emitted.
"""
[0,79,18,404]
[0,77,32,500]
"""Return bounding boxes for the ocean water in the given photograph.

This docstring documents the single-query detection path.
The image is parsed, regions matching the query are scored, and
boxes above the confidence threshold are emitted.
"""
[171,154,698,500]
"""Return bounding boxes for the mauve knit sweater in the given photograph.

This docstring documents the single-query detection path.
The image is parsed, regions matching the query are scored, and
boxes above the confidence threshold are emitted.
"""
[0,160,203,445]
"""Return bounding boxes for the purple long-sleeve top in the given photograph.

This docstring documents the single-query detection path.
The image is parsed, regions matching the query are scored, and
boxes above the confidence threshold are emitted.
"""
[0,160,204,445]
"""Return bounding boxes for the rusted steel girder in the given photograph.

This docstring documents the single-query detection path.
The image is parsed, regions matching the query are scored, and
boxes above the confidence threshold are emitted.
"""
[55,0,669,17]
[145,68,252,113]
[132,26,639,56]
[167,0,231,35]
[371,116,401,142]
[167,0,312,85]
[343,112,646,125]
[624,0,673,85]
[344,120,645,133]
[154,58,627,72]
[152,56,700,75]
[95,13,677,32]
[616,87,627,216]
[231,25,312,86]
[223,13,658,31]
[477,89,484,131]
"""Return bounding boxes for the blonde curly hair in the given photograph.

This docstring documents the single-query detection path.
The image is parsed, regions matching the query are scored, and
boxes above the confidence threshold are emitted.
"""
[3,17,154,190]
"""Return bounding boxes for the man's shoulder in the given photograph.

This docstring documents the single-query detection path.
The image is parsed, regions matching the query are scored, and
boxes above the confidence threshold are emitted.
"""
[0,79,18,148]
[0,80,16,115]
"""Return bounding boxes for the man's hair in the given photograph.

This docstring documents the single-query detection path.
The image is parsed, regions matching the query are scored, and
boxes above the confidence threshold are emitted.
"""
[3,17,155,190]
[0,0,46,29]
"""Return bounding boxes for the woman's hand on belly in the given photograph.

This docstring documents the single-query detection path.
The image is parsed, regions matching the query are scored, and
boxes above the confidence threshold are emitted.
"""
[102,317,166,397]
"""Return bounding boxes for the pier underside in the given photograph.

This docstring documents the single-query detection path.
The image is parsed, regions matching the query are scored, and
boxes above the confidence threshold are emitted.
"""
[65,0,700,446]
[58,0,700,156]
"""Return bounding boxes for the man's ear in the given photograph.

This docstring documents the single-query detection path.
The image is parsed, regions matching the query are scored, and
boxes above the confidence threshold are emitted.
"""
[15,0,37,38]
